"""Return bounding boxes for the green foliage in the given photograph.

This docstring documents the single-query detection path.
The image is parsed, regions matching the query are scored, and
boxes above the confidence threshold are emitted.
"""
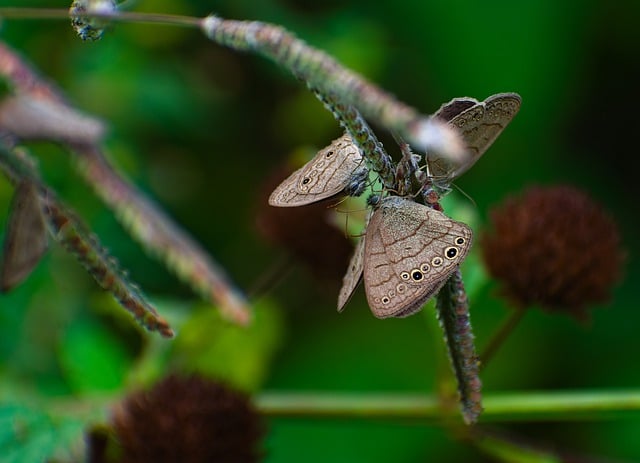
[0,403,88,463]
[0,0,639,462]
[170,299,284,392]
[58,318,133,393]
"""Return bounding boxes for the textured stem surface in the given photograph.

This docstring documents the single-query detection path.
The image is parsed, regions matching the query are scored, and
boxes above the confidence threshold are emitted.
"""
[0,144,174,337]
[312,89,395,189]
[436,268,482,424]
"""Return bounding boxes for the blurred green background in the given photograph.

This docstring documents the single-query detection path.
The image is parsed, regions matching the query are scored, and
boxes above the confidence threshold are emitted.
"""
[0,0,638,461]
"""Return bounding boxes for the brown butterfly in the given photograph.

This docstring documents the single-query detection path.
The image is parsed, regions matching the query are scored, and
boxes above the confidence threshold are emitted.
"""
[428,92,521,186]
[269,134,368,207]
[0,180,49,291]
[362,196,472,318]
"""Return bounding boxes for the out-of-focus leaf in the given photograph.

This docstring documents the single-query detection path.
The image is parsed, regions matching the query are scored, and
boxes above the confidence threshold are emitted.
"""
[170,299,284,392]
[57,318,133,393]
[0,402,86,463]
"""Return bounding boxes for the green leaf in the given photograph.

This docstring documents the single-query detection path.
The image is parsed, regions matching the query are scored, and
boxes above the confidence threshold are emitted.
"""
[0,402,86,463]
[170,299,285,392]
[57,318,133,393]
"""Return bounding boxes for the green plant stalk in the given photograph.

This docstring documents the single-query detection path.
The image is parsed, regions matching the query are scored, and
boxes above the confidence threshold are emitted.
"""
[479,307,527,370]
[471,430,563,463]
[256,389,640,422]
[0,8,201,27]
[44,199,175,338]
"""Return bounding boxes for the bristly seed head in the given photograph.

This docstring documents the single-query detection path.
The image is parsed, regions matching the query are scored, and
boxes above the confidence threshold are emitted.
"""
[93,374,265,463]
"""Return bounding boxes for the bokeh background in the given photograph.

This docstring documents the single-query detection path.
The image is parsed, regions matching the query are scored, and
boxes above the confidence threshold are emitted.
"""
[1,0,638,461]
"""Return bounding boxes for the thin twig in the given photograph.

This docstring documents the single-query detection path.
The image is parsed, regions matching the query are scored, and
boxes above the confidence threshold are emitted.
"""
[479,308,527,370]
[0,8,201,28]
[0,8,467,156]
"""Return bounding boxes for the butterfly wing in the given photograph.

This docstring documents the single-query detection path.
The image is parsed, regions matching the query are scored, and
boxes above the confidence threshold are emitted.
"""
[269,134,366,207]
[363,197,472,318]
[429,93,521,183]
[337,234,365,312]
[0,180,49,291]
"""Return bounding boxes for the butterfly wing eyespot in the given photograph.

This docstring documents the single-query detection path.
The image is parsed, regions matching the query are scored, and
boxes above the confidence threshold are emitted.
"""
[445,247,459,259]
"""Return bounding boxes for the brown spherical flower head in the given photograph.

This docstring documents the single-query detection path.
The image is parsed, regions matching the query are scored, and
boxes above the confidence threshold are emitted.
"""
[481,185,624,320]
[102,374,264,463]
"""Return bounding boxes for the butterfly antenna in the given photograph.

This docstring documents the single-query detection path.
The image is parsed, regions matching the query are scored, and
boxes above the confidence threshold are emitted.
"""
[335,203,370,238]
[451,183,477,209]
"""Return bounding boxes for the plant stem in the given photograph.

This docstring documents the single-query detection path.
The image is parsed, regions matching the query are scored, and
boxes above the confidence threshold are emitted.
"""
[479,308,527,370]
[312,90,396,189]
[0,8,201,28]
[0,40,251,326]
[201,16,465,157]
[0,8,466,171]
[257,389,640,422]
[436,268,482,424]
[0,144,174,338]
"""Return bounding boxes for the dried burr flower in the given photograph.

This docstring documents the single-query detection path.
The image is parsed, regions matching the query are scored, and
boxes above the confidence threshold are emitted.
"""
[109,374,264,463]
[256,165,352,282]
[481,185,624,319]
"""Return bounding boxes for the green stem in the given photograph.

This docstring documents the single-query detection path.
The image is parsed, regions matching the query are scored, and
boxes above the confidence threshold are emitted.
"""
[479,308,527,370]
[256,389,640,422]
[0,41,251,326]
[0,8,201,28]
